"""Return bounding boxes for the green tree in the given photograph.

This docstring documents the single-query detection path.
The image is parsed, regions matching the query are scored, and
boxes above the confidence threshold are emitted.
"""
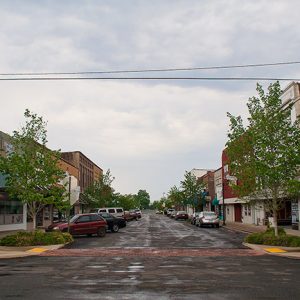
[0,109,66,229]
[81,169,115,209]
[113,193,138,210]
[168,185,184,208]
[135,189,150,209]
[226,82,300,236]
[180,171,204,209]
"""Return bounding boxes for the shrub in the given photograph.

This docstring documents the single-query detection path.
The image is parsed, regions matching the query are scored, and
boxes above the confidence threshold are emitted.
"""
[0,231,73,247]
[244,228,300,247]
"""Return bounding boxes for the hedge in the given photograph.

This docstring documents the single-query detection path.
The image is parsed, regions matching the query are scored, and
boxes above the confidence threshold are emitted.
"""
[0,231,73,247]
[244,228,300,247]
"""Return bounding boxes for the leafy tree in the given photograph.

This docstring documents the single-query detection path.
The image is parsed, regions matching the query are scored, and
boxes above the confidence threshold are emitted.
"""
[113,193,138,210]
[134,189,150,209]
[180,171,204,209]
[168,185,184,208]
[0,109,66,229]
[81,169,115,209]
[226,82,300,236]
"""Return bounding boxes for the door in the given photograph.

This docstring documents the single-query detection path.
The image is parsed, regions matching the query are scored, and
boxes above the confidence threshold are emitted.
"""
[73,215,92,234]
[234,204,242,222]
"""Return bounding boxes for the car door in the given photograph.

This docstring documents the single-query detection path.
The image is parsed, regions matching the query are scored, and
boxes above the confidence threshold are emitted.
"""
[73,215,91,235]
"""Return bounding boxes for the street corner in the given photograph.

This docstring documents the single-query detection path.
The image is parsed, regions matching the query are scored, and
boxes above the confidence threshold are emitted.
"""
[0,244,66,259]
[243,242,300,259]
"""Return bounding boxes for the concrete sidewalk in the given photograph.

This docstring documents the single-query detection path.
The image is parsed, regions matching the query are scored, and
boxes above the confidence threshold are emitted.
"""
[224,221,300,259]
[224,221,300,237]
[0,244,64,259]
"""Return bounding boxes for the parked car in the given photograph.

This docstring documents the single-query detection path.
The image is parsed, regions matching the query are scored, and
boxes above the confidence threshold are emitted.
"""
[47,213,107,237]
[175,211,188,220]
[170,210,177,218]
[191,212,200,225]
[196,211,220,228]
[124,210,139,221]
[134,209,142,219]
[166,209,175,216]
[90,207,124,218]
[98,212,126,232]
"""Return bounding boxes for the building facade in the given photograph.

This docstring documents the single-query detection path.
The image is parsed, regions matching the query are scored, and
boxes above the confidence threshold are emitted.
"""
[0,131,27,232]
[61,151,103,212]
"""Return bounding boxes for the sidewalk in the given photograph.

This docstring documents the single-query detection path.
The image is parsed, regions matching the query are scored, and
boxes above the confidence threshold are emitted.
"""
[0,244,64,259]
[224,221,300,237]
[224,221,300,259]
[0,230,64,259]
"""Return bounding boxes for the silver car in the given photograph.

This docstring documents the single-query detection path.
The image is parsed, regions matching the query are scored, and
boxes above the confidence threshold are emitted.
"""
[196,211,220,228]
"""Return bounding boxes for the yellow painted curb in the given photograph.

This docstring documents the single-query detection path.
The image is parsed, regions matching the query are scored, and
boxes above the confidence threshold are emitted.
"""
[264,248,287,253]
[27,248,48,253]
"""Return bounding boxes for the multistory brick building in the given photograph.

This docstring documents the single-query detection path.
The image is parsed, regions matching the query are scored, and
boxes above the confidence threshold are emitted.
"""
[61,151,103,212]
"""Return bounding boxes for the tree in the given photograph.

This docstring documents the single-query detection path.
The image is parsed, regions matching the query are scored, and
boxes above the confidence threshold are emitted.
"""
[113,193,139,210]
[226,82,300,236]
[180,171,204,209]
[0,109,66,229]
[134,189,150,209]
[168,185,184,209]
[81,169,115,209]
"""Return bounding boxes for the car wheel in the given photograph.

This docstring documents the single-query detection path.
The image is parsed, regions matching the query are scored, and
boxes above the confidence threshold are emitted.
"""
[199,223,203,227]
[216,224,220,228]
[97,227,106,237]
[112,224,119,233]
[87,233,93,237]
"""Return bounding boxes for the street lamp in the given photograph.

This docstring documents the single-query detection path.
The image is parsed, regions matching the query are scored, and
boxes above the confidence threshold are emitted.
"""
[222,179,226,226]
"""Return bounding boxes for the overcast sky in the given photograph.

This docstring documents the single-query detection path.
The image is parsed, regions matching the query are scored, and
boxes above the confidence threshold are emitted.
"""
[1,0,300,200]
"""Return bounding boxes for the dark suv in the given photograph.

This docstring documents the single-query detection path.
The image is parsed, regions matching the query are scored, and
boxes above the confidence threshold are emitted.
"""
[47,213,107,237]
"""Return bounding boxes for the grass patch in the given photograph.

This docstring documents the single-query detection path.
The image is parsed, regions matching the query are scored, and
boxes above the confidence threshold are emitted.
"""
[0,230,73,247]
[245,228,300,247]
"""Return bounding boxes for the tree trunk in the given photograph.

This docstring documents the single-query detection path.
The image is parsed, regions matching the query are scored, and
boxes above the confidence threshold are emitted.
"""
[32,213,36,230]
[273,209,278,237]
[31,202,37,230]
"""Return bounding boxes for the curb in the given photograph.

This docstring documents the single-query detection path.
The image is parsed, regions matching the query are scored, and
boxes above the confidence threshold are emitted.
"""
[0,243,66,259]
[243,242,300,259]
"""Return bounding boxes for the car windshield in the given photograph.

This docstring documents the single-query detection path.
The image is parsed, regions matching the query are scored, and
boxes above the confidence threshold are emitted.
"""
[69,215,79,223]
[178,211,186,214]
[203,212,217,217]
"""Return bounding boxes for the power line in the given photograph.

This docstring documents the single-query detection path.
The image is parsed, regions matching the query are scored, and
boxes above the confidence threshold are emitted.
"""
[0,77,299,81]
[1,61,300,76]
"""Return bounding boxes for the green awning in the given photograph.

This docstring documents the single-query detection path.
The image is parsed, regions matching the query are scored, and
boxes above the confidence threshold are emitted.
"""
[212,197,219,206]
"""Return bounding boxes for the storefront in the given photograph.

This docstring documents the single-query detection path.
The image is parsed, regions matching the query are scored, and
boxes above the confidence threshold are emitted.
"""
[0,191,26,231]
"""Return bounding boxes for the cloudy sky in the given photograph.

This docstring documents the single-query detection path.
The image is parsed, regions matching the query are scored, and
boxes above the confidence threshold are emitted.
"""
[1,0,300,200]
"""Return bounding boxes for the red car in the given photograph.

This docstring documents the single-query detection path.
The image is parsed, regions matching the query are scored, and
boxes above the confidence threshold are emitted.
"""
[175,211,189,220]
[47,213,107,237]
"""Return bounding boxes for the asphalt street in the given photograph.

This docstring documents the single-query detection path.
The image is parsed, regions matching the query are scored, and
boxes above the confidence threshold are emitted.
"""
[65,211,247,249]
[1,211,300,300]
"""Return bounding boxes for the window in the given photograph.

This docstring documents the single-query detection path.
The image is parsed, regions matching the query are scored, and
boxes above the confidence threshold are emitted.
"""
[108,208,115,213]
[90,214,102,221]
[116,208,123,213]
[99,209,106,213]
[244,205,251,216]
[77,215,90,223]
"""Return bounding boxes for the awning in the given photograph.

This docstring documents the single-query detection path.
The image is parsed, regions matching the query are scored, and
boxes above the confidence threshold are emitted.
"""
[212,197,219,206]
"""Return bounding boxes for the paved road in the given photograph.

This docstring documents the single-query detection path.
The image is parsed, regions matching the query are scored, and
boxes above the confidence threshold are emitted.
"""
[1,211,300,299]
[65,212,246,249]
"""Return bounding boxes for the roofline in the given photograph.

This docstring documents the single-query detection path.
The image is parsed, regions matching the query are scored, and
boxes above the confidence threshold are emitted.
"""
[59,157,78,170]
[62,151,103,171]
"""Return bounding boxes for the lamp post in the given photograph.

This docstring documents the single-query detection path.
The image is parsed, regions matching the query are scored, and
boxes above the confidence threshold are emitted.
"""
[67,175,71,233]
[222,179,226,226]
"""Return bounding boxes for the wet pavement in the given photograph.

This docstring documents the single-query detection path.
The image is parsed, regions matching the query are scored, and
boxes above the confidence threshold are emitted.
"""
[1,211,300,299]
[64,212,247,250]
